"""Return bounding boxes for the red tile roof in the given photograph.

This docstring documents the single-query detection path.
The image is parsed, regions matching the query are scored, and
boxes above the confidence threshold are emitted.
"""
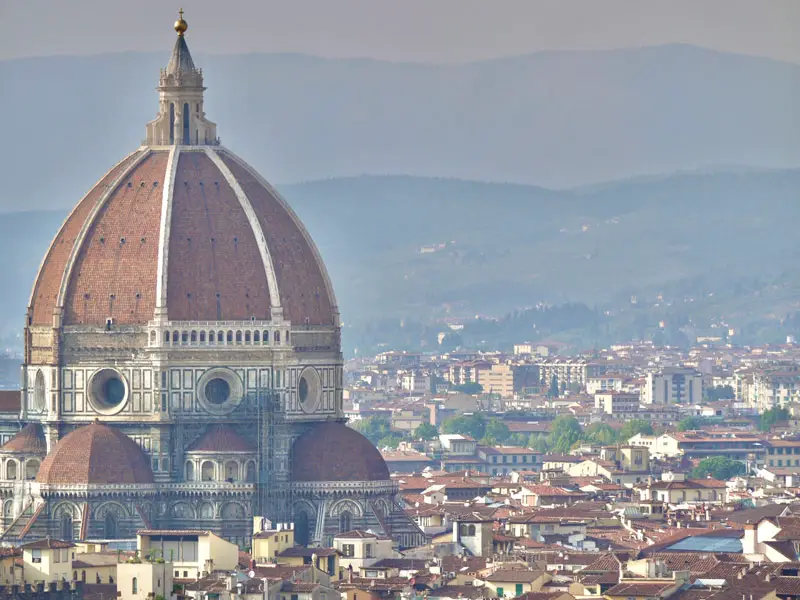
[187,424,255,453]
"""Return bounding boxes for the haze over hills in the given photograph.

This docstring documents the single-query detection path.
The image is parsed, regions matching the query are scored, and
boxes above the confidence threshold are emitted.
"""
[2,168,799,354]
[0,44,798,215]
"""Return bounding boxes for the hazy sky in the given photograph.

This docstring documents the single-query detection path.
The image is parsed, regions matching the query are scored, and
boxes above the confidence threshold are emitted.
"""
[2,0,799,64]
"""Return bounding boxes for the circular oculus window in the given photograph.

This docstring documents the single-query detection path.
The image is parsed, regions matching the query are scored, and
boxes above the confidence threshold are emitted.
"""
[297,367,321,413]
[197,368,243,414]
[88,368,129,415]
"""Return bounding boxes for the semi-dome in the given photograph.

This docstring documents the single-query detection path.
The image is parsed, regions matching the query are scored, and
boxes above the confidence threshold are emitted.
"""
[27,25,337,330]
[291,422,390,482]
[36,422,154,485]
[0,423,46,454]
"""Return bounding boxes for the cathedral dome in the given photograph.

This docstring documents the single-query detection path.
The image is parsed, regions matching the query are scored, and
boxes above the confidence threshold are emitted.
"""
[291,422,390,482]
[27,27,337,330]
[36,422,154,485]
[0,423,46,454]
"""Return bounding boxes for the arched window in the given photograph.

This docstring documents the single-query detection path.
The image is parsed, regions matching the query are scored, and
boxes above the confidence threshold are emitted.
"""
[25,459,40,480]
[181,331,188,344]
[169,103,175,144]
[201,461,214,482]
[285,331,290,345]
[73,572,77,581]
[225,461,238,482]
[226,331,233,343]
[81,571,86,583]
[263,331,269,344]
[185,461,195,482]
[339,511,352,533]
[164,331,170,343]
[132,577,138,594]
[183,102,191,144]
[274,331,281,344]
[104,512,118,539]
[245,331,251,343]
[199,331,206,343]
[161,457,169,473]
[172,331,179,343]
[6,461,17,480]
[295,511,310,546]
[253,331,260,343]
[235,331,242,344]
[190,331,197,343]
[217,331,224,343]
[245,461,256,483]
[34,370,46,411]
[468,524,476,536]
[61,514,73,541]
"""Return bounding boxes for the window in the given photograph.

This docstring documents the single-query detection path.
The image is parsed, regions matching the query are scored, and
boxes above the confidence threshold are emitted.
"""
[496,588,504,597]
[183,571,188,578]
[31,549,41,563]
[515,584,523,596]
[132,578,138,595]
[365,544,373,558]
[342,544,354,557]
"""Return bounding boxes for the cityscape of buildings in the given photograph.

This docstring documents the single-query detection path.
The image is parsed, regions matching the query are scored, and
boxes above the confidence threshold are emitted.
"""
[0,8,796,600]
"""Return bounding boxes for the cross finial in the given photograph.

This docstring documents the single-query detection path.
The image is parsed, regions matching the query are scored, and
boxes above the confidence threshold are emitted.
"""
[174,8,188,36]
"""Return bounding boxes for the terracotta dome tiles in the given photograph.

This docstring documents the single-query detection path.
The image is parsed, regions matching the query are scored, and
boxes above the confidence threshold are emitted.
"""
[166,151,272,321]
[220,153,335,326]
[63,151,168,326]
[187,424,256,453]
[291,421,390,482]
[0,423,46,454]
[30,151,145,326]
[36,422,154,486]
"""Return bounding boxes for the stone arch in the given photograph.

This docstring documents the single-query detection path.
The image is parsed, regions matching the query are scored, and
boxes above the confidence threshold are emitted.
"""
[220,501,245,519]
[171,502,194,519]
[329,498,363,518]
[235,331,243,344]
[199,331,206,343]
[198,502,214,520]
[3,500,13,519]
[292,499,316,547]
[245,460,256,483]
[25,458,40,480]
[224,460,239,482]
[200,460,215,482]
[253,331,260,343]
[184,461,195,482]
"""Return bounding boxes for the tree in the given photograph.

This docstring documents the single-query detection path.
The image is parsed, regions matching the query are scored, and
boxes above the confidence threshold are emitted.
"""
[350,416,395,445]
[530,437,549,453]
[618,419,653,442]
[705,385,735,401]
[691,456,746,480]
[548,375,559,398]
[760,407,790,432]
[484,419,511,444]
[547,415,583,454]
[441,413,487,440]
[377,435,401,450]
[413,422,439,441]
[584,422,617,445]
[451,382,483,394]
[677,416,709,432]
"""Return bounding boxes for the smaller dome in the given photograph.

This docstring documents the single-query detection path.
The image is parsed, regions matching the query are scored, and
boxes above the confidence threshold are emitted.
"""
[37,422,154,485]
[187,424,255,453]
[292,422,390,482]
[1,423,46,454]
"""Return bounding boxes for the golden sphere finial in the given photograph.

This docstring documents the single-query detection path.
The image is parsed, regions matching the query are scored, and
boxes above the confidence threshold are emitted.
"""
[174,8,188,36]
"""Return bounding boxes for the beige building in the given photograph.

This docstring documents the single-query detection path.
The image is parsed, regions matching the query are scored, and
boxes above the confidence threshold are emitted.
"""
[333,530,396,573]
[137,529,239,580]
[252,521,295,564]
[117,561,174,600]
[20,539,74,585]
[636,472,726,504]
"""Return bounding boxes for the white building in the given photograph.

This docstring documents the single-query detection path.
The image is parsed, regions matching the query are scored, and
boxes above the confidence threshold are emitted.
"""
[644,367,704,404]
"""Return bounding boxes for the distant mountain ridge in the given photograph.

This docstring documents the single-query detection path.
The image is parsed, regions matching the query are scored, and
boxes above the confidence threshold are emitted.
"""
[0,43,798,214]
[2,168,799,352]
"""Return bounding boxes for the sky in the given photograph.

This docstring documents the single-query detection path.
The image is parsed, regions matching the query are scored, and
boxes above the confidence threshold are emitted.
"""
[1,0,799,64]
